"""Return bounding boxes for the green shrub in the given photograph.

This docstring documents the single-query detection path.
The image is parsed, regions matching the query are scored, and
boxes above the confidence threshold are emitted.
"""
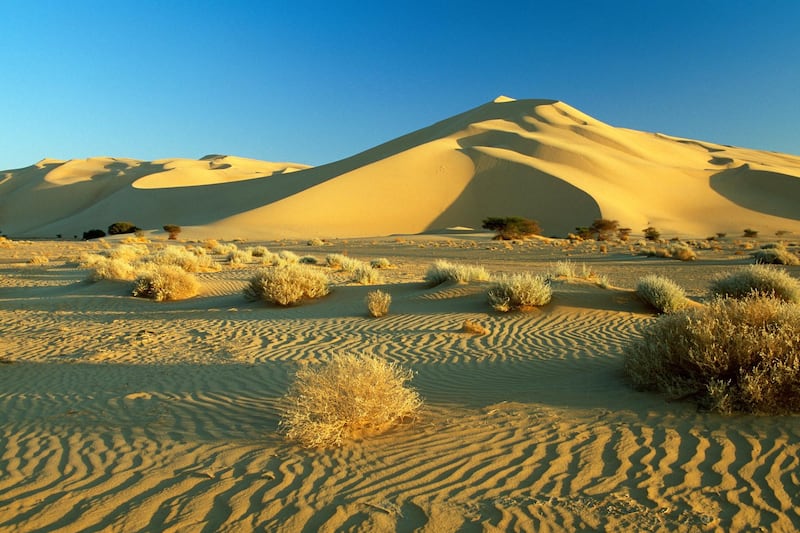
[487,273,552,312]
[83,229,106,240]
[108,221,140,235]
[625,295,800,414]
[132,264,199,301]
[280,353,422,448]
[636,275,689,313]
[590,218,619,240]
[425,260,490,286]
[243,264,330,306]
[709,265,800,303]
[482,216,541,240]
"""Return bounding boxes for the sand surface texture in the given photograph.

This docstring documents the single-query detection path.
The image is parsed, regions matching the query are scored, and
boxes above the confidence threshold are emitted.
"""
[2,97,800,241]
[1,236,799,531]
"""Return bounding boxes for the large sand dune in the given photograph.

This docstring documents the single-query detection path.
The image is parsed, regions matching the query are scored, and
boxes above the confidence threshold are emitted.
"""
[2,97,799,240]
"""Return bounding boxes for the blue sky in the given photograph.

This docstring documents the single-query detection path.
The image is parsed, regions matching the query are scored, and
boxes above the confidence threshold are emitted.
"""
[1,0,799,170]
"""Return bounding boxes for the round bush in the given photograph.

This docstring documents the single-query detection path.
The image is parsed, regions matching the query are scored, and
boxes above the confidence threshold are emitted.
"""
[132,264,199,301]
[243,264,330,306]
[625,295,800,414]
[487,273,552,312]
[425,260,490,286]
[636,275,689,313]
[280,353,422,448]
[709,264,800,303]
[365,290,392,317]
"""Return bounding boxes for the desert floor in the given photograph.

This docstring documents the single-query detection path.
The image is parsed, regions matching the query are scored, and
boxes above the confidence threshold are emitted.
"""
[1,234,799,532]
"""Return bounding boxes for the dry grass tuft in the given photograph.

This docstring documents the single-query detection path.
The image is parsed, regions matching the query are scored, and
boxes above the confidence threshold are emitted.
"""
[425,260,490,286]
[710,264,800,303]
[352,264,384,285]
[753,245,799,265]
[365,290,392,317]
[625,295,800,414]
[487,273,552,312]
[636,275,690,313]
[132,264,199,301]
[280,353,422,448]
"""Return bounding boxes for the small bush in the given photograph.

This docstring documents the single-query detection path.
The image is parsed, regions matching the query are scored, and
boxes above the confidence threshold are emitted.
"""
[487,273,552,312]
[307,238,324,246]
[89,257,137,281]
[709,265,800,303]
[743,228,759,238]
[243,264,330,306]
[753,246,799,266]
[108,221,140,235]
[280,353,422,448]
[325,253,348,268]
[351,264,384,285]
[590,218,619,240]
[643,226,660,241]
[83,229,106,240]
[370,258,393,269]
[425,260,490,286]
[299,255,319,264]
[227,249,252,266]
[163,224,181,240]
[482,216,541,240]
[151,246,220,272]
[636,275,689,313]
[624,295,800,414]
[365,290,392,317]
[248,245,270,257]
[132,264,199,301]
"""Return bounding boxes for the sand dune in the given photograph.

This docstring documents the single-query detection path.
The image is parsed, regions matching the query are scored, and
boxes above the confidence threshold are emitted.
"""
[2,237,800,530]
[2,97,799,240]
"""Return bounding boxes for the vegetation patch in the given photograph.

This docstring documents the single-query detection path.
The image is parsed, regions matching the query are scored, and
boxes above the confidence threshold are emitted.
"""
[709,264,800,303]
[487,273,552,312]
[636,275,689,313]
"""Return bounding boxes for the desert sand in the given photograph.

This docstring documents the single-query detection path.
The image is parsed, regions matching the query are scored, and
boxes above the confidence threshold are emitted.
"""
[2,97,800,531]
[1,234,800,532]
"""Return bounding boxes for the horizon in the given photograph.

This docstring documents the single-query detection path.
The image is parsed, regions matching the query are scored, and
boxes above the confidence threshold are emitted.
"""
[2,0,799,171]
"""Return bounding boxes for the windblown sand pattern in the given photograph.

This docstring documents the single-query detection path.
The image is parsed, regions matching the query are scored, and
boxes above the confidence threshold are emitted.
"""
[2,238,800,531]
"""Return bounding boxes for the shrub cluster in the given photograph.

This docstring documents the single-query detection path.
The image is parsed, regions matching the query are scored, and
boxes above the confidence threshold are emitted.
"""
[482,217,541,240]
[244,264,330,306]
[280,353,422,448]
[753,245,799,265]
[132,264,199,302]
[625,295,800,414]
[487,273,552,312]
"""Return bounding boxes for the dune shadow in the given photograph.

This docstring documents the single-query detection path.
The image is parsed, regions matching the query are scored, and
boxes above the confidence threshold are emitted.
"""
[710,165,800,220]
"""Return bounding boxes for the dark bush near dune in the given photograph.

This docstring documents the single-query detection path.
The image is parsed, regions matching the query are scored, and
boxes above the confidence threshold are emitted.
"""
[108,221,140,235]
[625,295,800,414]
[482,216,541,240]
[82,229,106,240]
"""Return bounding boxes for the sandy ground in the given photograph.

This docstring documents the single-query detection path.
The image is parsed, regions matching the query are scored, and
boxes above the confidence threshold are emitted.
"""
[1,234,800,532]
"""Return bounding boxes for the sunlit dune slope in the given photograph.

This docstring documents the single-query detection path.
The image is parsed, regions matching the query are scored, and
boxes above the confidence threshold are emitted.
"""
[2,97,799,239]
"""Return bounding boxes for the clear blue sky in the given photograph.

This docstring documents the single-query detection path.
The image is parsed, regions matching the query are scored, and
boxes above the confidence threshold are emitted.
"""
[1,0,799,171]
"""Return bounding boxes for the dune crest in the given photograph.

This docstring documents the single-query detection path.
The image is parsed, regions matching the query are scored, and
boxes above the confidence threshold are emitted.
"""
[2,98,799,239]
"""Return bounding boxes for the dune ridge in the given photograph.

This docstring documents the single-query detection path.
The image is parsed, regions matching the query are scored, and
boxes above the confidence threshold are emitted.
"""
[2,98,799,240]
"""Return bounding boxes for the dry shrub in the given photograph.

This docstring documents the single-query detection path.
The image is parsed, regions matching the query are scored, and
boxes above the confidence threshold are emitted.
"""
[370,257,393,269]
[248,245,270,257]
[753,246,799,266]
[89,257,138,281]
[243,264,330,306]
[710,264,800,303]
[488,273,552,312]
[325,253,348,268]
[625,295,800,414]
[280,353,422,448]
[352,264,384,285]
[636,275,689,313]
[132,264,199,301]
[307,238,324,246]
[152,245,220,272]
[462,319,489,335]
[227,249,252,266]
[425,260,490,286]
[108,244,150,262]
[0,236,15,248]
[365,290,392,317]
[28,255,49,265]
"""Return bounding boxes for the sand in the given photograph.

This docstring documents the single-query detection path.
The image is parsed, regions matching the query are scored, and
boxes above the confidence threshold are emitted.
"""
[2,235,800,531]
[2,98,800,242]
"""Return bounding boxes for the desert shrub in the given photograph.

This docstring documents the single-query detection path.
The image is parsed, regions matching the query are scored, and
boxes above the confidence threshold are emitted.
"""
[108,221,140,235]
[278,250,300,264]
[132,264,199,301]
[743,228,759,238]
[83,229,106,240]
[307,238,324,246]
[227,249,252,266]
[211,242,238,255]
[28,255,49,265]
[108,244,150,262]
[299,255,319,264]
[668,242,697,261]
[753,246,799,266]
[425,260,491,286]
[636,275,689,313]
[325,253,348,268]
[482,216,541,240]
[351,264,384,285]
[365,290,392,317]
[624,295,800,414]
[89,257,138,281]
[151,245,220,272]
[617,227,632,241]
[487,273,552,312]
[643,226,660,241]
[709,265,800,303]
[248,245,270,257]
[280,353,422,448]
[370,258,393,269]
[462,319,489,335]
[243,264,330,306]
[163,224,181,240]
[590,218,619,240]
